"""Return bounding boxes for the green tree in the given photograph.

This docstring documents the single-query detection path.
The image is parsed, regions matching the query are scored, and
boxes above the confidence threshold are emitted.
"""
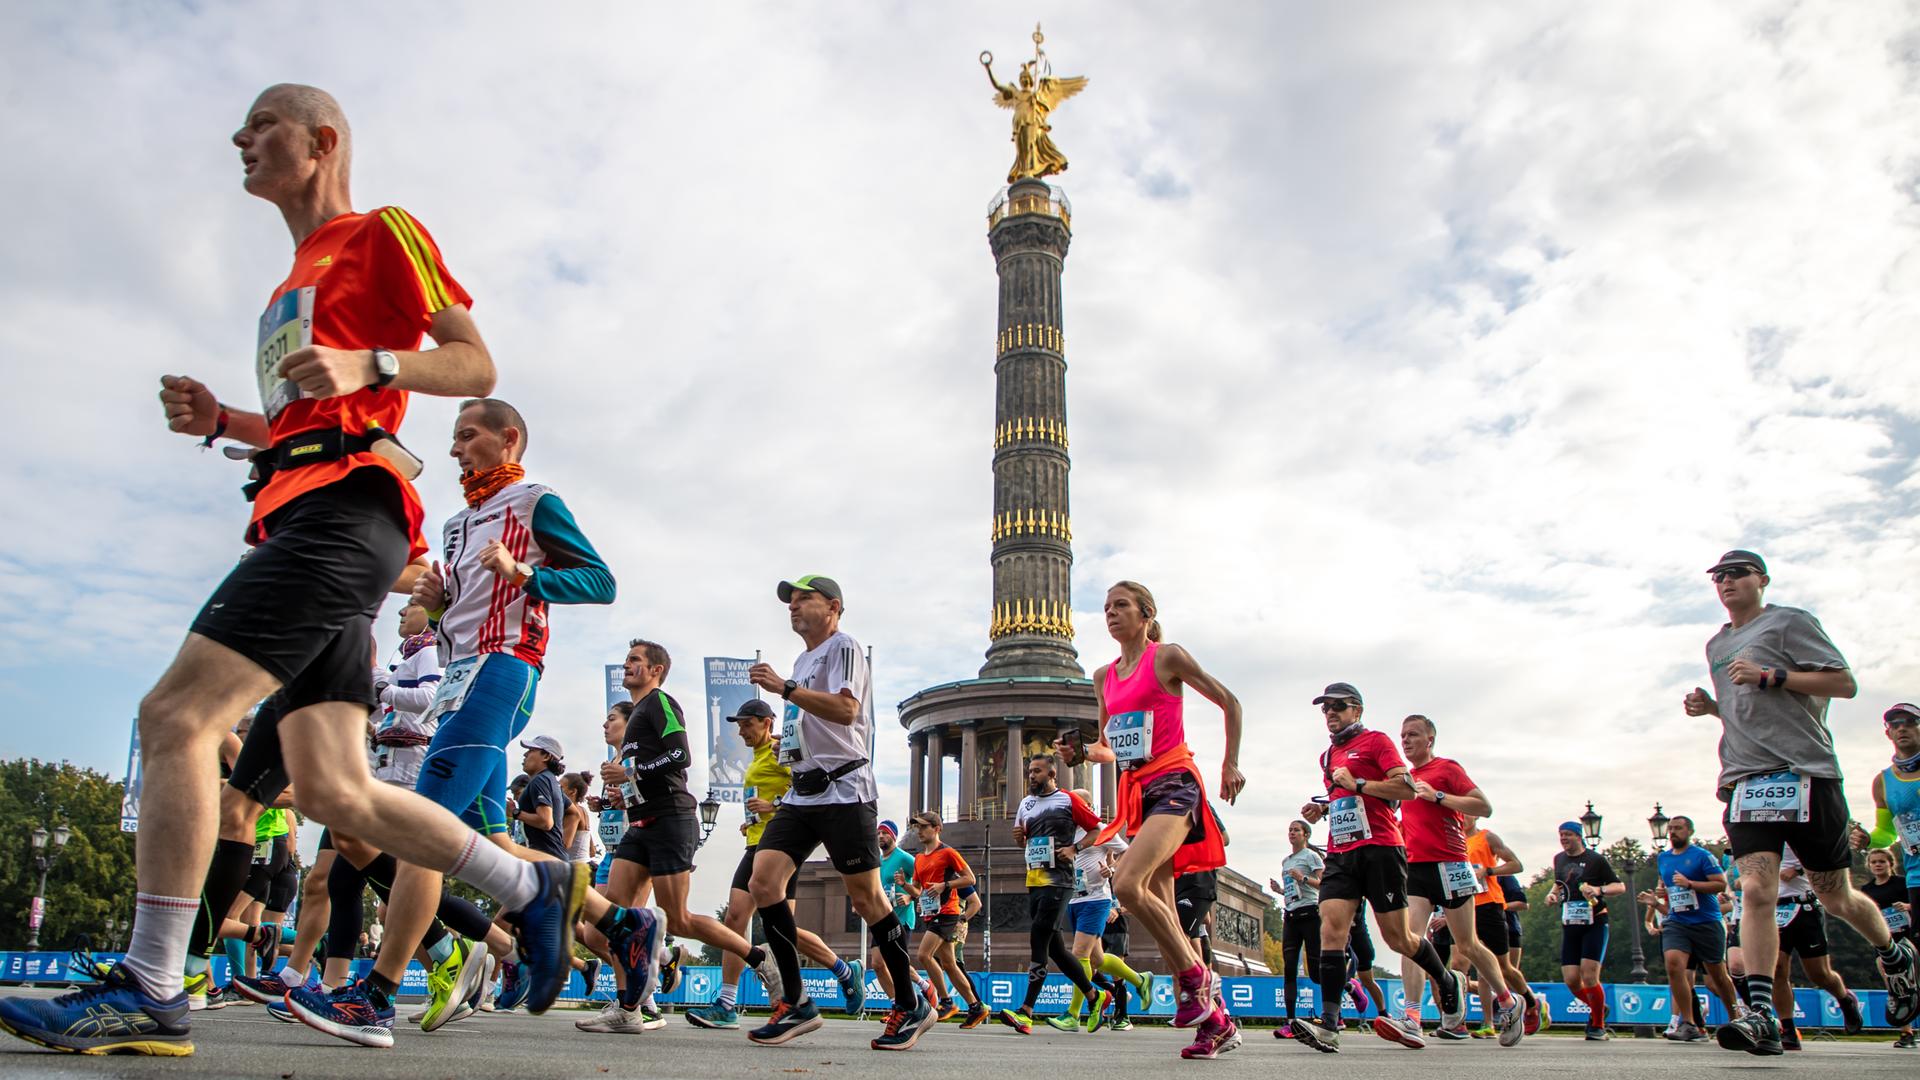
[0,759,137,951]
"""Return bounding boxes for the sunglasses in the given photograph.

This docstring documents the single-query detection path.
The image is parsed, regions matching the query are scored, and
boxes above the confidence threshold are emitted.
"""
[1320,701,1354,714]
[1710,566,1758,583]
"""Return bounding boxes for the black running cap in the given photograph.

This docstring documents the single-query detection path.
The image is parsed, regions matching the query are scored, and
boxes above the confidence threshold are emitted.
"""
[777,575,843,605]
[1885,703,1920,725]
[727,699,775,722]
[1311,682,1363,706]
[1706,550,1767,575]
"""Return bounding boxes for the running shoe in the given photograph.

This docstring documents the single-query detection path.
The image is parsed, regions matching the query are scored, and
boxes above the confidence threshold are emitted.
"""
[66,947,113,983]
[580,958,602,1000]
[996,1008,1033,1034]
[467,953,494,1016]
[938,999,963,1023]
[1523,996,1543,1036]
[0,965,193,1056]
[1291,1016,1340,1053]
[501,859,588,1015]
[1782,1029,1802,1051]
[1345,976,1370,1015]
[1373,1013,1427,1049]
[749,997,824,1045]
[838,960,865,1015]
[1493,993,1525,1047]
[638,1004,666,1031]
[286,980,394,1049]
[1436,969,1467,1030]
[1436,1022,1471,1039]
[750,954,782,1011]
[1678,1022,1710,1043]
[686,1001,740,1029]
[609,908,663,1011]
[1275,1021,1298,1038]
[1085,988,1113,1033]
[1840,990,1865,1036]
[184,969,211,1012]
[444,939,490,1027]
[870,994,936,1051]
[418,938,469,1033]
[204,985,245,1010]
[495,962,531,1012]
[1131,969,1154,1007]
[1892,1031,1915,1048]
[266,998,295,1023]
[1180,1006,1241,1060]
[576,1001,649,1033]
[960,1002,989,1029]
[1716,1008,1783,1055]
[1172,967,1212,1028]
[1882,939,1919,1028]
[658,945,681,994]
[1110,1017,1133,1031]
[1584,1024,1612,1041]
[250,923,278,975]
[1043,1013,1077,1031]
[231,969,296,1006]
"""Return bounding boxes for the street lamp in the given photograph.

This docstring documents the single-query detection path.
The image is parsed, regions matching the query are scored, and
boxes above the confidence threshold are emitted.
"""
[697,789,722,845]
[1579,801,1603,846]
[1615,837,1649,984]
[27,822,73,950]
[1648,803,1671,853]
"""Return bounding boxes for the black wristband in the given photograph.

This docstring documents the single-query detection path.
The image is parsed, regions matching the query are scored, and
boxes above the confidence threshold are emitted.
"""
[781,679,797,700]
[1772,668,1789,689]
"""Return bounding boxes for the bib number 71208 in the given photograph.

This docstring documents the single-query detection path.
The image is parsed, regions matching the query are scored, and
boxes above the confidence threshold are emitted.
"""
[1104,710,1153,768]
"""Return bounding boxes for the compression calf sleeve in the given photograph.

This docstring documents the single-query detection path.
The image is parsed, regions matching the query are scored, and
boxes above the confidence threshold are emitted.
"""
[189,839,257,958]
[326,857,369,953]
[758,902,805,1006]
[1410,940,1455,1006]
[1318,950,1349,1026]
[870,913,919,1011]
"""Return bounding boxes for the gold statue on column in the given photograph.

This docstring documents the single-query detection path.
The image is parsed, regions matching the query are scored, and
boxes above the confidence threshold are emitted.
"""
[981,25,1088,183]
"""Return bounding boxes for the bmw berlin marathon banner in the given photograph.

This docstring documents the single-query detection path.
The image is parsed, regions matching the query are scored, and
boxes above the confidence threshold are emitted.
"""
[704,658,758,804]
[120,718,141,832]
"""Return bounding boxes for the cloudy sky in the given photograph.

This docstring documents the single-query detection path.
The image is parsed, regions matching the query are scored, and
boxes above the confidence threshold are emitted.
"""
[4,1,1918,922]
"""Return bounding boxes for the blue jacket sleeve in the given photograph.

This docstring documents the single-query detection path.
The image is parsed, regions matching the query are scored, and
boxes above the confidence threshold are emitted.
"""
[525,493,616,606]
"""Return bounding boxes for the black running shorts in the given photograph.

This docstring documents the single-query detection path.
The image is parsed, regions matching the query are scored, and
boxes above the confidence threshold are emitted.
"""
[755,800,880,875]
[1322,844,1409,912]
[1406,861,1475,910]
[228,693,292,807]
[1722,776,1852,873]
[731,845,798,900]
[1474,901,1510,953]
[1778,899,1829,959]
[191,469,409,711]
[612,813,698,877]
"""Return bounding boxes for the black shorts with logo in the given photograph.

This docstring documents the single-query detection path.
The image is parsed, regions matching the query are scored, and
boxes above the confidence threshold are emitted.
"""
[923,915,962,942]
[1407,861,1475,910]
[1474,901,1510,953]
[755,800,880,875]
[731,844,798,900]
[1721,775,1852,873]
[1778,898,1829,958]
[1322,844,1408,913]
[613,812,698,877]
[191,469,410,712]
[1139,769,1204,841]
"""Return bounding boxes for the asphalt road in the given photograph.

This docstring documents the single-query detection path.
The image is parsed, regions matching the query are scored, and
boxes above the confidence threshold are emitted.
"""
[0,989,1911,1079]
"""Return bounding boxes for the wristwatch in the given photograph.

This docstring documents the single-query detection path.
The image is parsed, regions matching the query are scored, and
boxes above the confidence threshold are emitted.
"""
[1433,790,1446,804]
[510,561,534,588]
[1353,778,1367,795]
[371,348,399,389]
[781,679,798,700]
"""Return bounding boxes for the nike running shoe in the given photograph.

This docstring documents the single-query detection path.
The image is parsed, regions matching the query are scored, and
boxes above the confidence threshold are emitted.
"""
[996,1007,1033,1034]
[1373,1013,1426,1049]
[576,1000,649,1033]
[1882,939,1919,1028]
[1180,1006,1241,1060]
[870,993,936,1051]
[838,960,865,1015]
[1085,988,1113,1033]
[960,1002,989,1029]
[1291,1016,1340,1053]
[418,938,468,1033]
[1716,1007,1783,1055]
[1043,1013,1077,1031]
[285,980,394,1049]
[686,1001,740,1029]
[231,969,296,1006]
[501,859,588,1015]
[0,965,193,1056]
[749,997,824,1045]
[609,907,663,1011]
[1437,969,1467,1029]
[184,969,211,1012]
[1493,993,1525,1047]
[1172,967,1212,1028]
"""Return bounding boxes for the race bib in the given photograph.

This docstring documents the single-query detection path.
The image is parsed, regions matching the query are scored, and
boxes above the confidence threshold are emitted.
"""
[253,839,272,863]
[1731,892,1743,923]
[1776,899,1801,929]
[779,702,804,765]
[1026,836,1055,870]
[1895,810,1920,857]
[255,286,315,420]
[1328,795,1371,846]
[1440,860,1480,899]
[743,784,760,827]
[1074,865,1092,896]
[1282,874,1300,905]
[1730,770,1810,823]
[596,808,625,845]
[1885,906,1911,934]
[1562,899,1593,925]
[1668,885,1698,914]
[1105,710,1153,768]
[426,655,486,725]
[918,889,940,917]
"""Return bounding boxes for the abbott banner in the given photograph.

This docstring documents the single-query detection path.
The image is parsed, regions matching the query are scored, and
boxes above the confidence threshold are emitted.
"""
[703,658,758,803]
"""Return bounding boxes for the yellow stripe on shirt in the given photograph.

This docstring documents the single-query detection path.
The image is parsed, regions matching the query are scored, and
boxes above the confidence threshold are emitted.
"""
[379,207,452,312]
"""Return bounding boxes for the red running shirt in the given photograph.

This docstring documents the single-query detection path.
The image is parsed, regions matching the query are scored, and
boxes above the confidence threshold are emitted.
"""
[913,846,971,916]
[1400,757,1477,863]
[249,207,472,559]
[1321,729,1407,853]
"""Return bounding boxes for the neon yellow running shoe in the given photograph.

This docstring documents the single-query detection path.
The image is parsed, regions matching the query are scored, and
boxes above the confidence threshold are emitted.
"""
[184,970,211,1012]
[419,938,469,1032]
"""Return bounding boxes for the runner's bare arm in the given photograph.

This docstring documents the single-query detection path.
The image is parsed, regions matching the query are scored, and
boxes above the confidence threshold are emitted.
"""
[1485,831,1523,877]
[391,557,428,596]
[1355,765,1417,802]
[1437,783,1491,818]
[1156,644,1243,802]
[157,376,272,448]
[278,304,494,400]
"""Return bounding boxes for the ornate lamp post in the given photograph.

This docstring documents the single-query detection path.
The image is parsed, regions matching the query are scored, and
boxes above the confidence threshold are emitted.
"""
[27,823,72,950]
[697,790,722,846]
[1648,803,1671,853]
[1579,801,1603,846]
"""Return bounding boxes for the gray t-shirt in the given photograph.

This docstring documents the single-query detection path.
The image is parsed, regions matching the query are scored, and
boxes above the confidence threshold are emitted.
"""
[1705,605,1849,787]
[1281,847,1324,911]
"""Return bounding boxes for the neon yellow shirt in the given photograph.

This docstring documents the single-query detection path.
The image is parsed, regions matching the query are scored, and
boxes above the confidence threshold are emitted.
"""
[743,739,791,847]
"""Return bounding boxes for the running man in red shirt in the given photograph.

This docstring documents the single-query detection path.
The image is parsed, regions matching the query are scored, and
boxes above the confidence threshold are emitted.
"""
[0,85,584,1058]
[900,812,986,1024]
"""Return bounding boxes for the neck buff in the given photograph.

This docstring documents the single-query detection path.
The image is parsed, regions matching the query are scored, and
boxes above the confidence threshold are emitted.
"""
[1895,748,1920,773]
[461,462,524,508]
[1329,721,1366,747]
[399,629,435,659]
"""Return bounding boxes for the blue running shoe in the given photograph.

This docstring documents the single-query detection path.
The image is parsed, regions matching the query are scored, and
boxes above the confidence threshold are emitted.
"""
[839,960,866,1015]
[230,969,296,1006]
[686,1001,740,1029]
[266,998,296,1023]
[608,907,664,1011]
[0,965,193,1056]
[495,962,531,1012]
[285,980,395,1048]
[502,860,588,1015]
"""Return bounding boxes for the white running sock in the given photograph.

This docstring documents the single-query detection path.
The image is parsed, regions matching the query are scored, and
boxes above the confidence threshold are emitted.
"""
[446,834,539,910]
[123,893,200,999]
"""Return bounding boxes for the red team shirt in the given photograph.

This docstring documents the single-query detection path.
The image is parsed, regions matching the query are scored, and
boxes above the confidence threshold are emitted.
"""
[250,207,471,559]
[1399,757,1477,863]
[1322,728,1406,853]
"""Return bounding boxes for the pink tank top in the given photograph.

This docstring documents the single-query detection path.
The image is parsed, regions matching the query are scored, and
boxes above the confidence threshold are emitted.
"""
[1102,640,1186,767]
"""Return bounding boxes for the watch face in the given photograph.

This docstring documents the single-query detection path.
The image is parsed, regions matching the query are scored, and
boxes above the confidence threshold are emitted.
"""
[375,350,398,377]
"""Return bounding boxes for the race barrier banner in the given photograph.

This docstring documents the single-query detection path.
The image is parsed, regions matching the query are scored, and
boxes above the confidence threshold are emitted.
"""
[0,952,1897,1028]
